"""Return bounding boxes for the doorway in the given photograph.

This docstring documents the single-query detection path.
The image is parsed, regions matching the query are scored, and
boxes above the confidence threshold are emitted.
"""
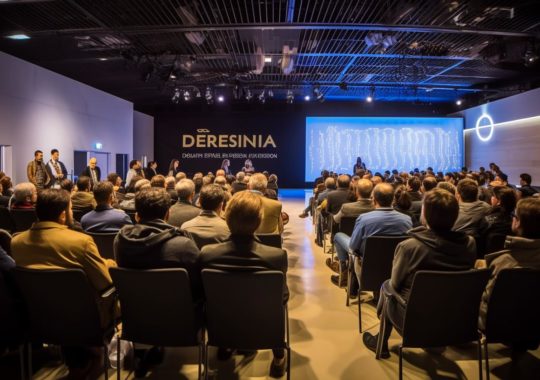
[74,150,110,180]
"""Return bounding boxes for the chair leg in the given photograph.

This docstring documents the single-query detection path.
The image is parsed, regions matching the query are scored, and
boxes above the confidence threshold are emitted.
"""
[204,344,209,380]
[27,343,32,380]
[399,346,403,380]
[286,346,291,380]
[116,336,121,380]
[484,340,490,380]
[103,344,109,380]
[375,305,387,360]
[198,342,203,380]
[345,258,352,307]
[477,338,483,380]
[18,344,26,380]
[358,293,363,333]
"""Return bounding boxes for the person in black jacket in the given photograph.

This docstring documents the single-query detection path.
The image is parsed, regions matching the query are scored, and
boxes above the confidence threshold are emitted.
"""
[45,149,68,189]
[80,157,101,190]
[363,189,477,358]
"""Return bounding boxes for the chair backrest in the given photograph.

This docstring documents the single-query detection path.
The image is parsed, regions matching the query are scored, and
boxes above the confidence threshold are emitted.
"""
[86,232,117,260]
[202,269,286,350]
[125,211,137,224]
[255,234,282,249]
[339,216,356,236]
[72,208,92,222]
[0,206,15,233]
[484,233,507,256]
[0,271,24,345]
[402,269,490,348]
[360,236,408,290]
[109,268,200,347]
[12,268,105,346]
[484,268,540,344]
[10,209,37,232]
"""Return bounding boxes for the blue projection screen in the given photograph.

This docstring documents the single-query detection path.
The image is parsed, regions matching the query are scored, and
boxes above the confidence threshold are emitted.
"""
[305,117,463,181]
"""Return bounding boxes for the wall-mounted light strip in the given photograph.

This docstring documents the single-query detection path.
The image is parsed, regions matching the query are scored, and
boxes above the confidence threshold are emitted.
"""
[464,115,540,131]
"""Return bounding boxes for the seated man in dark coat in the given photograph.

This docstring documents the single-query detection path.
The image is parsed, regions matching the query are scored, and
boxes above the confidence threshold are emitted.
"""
[114,187,201,377]
[363,189,477,358]
[200,190,288,378]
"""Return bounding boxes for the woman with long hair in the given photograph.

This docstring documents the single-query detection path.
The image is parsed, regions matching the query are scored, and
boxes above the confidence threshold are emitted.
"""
[220,159,231,175]
[167,159,180,177]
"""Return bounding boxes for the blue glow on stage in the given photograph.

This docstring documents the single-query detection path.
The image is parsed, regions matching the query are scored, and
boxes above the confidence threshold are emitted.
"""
[305,116,463,181]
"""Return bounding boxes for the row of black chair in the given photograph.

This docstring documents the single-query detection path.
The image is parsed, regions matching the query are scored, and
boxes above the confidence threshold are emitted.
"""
[0,207,36,233]
[1,267,290,380]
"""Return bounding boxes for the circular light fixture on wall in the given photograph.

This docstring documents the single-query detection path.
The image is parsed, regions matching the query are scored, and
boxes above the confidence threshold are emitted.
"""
[475,114,494,142]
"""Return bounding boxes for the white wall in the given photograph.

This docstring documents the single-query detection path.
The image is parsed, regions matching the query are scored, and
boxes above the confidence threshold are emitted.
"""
[455,87,540,185]
[0,51,136,184]
[133,110,154,164]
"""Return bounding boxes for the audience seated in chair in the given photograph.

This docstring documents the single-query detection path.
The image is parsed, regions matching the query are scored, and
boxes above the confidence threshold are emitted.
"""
[517,173,538,199]
[248,173,283,234]
[81,181,132,233]
[10,182,37,210]
[453,178,491,236]
[326,175,353,215]
[200,190,288,378]
[479,197,540,340]
[332,183,412,288]
[167,178,200,228]
[181,184,230,249]
[71,176,96,211]
[11,188,117,379]
[363,189,477,358]
[119,178,150,211]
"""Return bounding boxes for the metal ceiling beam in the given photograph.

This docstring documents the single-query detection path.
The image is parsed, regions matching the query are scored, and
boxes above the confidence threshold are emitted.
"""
[419,59,468,84]
[31,23,539,38]
[286,0,295,23]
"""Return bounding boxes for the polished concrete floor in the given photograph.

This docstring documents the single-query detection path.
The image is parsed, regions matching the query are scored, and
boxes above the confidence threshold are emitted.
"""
[4,189,540,379]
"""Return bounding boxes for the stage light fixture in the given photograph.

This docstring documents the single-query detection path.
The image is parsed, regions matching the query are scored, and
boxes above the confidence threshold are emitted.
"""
[304,95,311,101]
[286,90,294,104]
[195,89,202,98]
[171,88,181,104]
[267,89,274,98]
[366,87,375,103]
[217,95,225,103]
[183,90,191,102]
[339,82,348,91]
[245,88,253,101]
[313,86,324,102]
[366,96,373,103]
[233,84,240,100]
[169,73,176,79]
[264,56,272,63]
[99,58,108,61]
[456,99,463,106]
[205,87,214,104]
[258,90,266,104]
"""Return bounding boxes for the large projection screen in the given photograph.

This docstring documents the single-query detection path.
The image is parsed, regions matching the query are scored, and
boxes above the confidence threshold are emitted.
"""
[305,116,463,181]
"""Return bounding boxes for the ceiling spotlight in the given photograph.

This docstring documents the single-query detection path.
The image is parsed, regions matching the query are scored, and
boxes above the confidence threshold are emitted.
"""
[366,87,375,103]
[304,95,311,101]
[217,95,225,103]
[313,86,324,102]
[286,90,294,104]
[6,33,30,40]
[245,88,253,101]
[171,88,181,104]
[456,99,463,106]
[233,84,240,100]
[267,89,274,98]
[183,90,191,102]
[99,58,108,61]
[366,96,373,103]
[264,56,272,63]
[169,73,176,79]
[205,87,214,104]
[195,89,202,98]
[258,90,266,104]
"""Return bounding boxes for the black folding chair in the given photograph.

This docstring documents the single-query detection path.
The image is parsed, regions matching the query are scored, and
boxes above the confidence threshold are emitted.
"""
[338,216,356,236]
[9,209,37,232]
[202,269,290,380]
[255,234,283,249]
[12,268,116,380]
[0,206,15,233]
[346,236,407,332]
[86,232,117,260]
[72,208,92,222]
[377,269,491,380]
[110,268,204,380]
[125,211,137,224]
[481,268,540,380]
[0,271,25,380]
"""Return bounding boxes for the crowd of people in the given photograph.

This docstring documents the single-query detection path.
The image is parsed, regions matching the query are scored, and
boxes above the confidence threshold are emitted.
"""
[305,163,540,358]
[0,154,288,379]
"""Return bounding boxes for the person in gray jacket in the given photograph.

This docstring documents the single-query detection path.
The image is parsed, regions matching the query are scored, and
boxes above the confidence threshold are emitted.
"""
[168,179,200,228]
[453,178,491,236]
[333,179,374,224]
[363,189,477,358]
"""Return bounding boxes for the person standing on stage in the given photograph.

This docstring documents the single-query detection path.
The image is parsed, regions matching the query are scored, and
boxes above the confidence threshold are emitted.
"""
[242,159,255,175]
[145,161,158,179]
[27,150,50,190]
[353,156,366,175]
[46,149,68,189]
[220,159,232,176]
[81,157,101,190]
[168,159,180,177]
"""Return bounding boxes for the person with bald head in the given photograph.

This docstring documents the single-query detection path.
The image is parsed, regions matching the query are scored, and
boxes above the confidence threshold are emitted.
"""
[81,157,101,190]
[330,183,412,288]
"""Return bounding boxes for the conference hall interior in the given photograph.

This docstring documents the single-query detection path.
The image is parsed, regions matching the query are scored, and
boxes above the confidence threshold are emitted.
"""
[1,1,540,379]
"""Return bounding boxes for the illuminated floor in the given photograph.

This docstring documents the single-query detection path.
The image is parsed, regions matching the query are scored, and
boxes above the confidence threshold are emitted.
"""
[3,189,539,379]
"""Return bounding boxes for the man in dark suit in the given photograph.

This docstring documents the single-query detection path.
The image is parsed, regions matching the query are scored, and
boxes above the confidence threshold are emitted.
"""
[45,149,68,189]
[200,190,288,378]
[326,174,352,215]
[231,171,248,194]
[167,179,200,227]
[81,157,101,190]
[144,161,158,180]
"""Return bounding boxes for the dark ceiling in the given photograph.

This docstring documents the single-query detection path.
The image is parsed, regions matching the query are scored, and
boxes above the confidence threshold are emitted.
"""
[1,0,540,109]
